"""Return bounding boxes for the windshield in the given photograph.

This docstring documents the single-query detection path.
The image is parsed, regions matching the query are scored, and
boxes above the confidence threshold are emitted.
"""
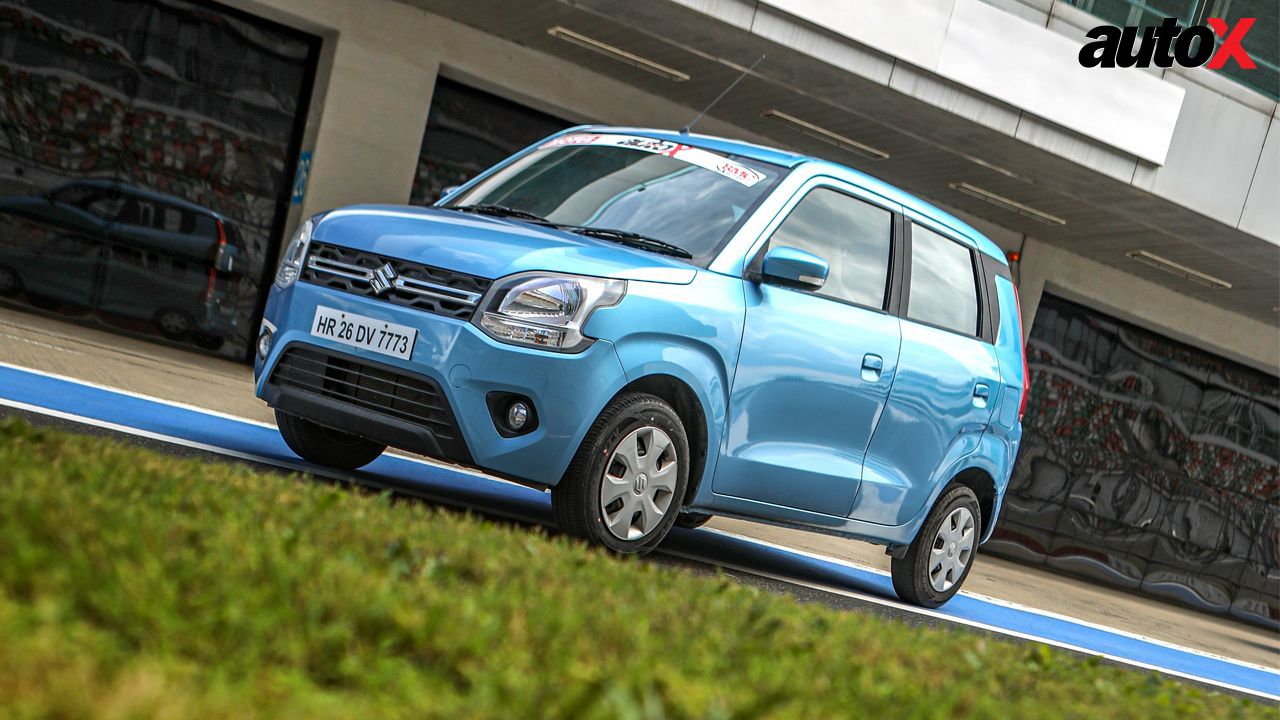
[442,133,787,266]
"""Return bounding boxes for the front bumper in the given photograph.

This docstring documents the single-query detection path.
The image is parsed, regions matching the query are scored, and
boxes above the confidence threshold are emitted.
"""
[255,281,628,486]
[262,344,475,463]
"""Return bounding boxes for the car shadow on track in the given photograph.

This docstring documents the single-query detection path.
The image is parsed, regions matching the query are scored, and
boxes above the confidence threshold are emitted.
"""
[349,455,898,605]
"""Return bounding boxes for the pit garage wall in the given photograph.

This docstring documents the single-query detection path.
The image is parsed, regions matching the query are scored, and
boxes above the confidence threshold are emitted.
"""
[221,0,1279,625]
[979,233,1279,629]
[222,0,775,243]
[988,293,1278,629]
[0,1,320,358]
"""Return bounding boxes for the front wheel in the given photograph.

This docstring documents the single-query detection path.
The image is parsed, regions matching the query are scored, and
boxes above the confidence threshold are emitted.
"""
[276,409,386,470]
[154,307,194,340]
[891,485,981,608]
[552,393,689,554]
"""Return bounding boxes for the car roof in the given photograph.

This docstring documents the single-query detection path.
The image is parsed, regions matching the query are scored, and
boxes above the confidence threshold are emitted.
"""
[581,125,809,168]
[575,125,1008,264]
[57,179,228,221]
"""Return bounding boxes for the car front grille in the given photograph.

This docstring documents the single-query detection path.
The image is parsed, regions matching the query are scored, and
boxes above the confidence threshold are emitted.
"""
[301,241,490,319]
[268,346,459,441]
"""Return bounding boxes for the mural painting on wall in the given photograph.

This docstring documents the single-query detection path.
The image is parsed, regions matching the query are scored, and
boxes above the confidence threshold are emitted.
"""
[988,293,1279,629]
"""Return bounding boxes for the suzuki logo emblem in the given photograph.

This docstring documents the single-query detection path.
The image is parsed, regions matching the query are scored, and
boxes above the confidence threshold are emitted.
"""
[369,263,397,295]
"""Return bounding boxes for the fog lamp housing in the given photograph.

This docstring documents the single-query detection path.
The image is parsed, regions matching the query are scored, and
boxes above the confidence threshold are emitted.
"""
[256,323,274,360]
[487,392,538,437]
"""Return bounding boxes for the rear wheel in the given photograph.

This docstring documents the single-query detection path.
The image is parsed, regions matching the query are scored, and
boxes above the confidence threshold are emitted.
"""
[891,485,981,608]
[275,409,386,470]
[552,393,689,554]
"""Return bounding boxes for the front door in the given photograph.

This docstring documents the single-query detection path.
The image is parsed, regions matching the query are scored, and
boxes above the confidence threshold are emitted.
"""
[713,185,901,517]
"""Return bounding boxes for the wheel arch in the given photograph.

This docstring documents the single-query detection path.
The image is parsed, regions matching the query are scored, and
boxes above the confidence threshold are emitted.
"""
[612,373,710,510]
[947,466,997,540]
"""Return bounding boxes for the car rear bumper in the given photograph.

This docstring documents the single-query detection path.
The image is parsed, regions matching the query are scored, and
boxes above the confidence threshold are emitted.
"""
[255,281,628,486]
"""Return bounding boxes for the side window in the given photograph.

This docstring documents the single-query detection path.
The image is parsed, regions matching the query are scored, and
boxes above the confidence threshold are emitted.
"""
[85,195,125,221]
[160,205,183,232]
[189,214,218,240]
[126,198,157,229]
[49,184,93,207]
[768,187,892,309]
[907,224,980,336]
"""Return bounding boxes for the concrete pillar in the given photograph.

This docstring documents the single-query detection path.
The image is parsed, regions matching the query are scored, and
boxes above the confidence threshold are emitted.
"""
[222,0,443,234]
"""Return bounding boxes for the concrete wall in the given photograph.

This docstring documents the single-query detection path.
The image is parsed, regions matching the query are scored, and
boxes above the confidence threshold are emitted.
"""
[224,0,773,240]
[1038,1,1280,247]
[1018,238,1279,373]
[757,0,1185,164]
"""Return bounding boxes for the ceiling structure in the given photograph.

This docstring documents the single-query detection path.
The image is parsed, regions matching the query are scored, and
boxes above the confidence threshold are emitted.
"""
[406,0,1279,326]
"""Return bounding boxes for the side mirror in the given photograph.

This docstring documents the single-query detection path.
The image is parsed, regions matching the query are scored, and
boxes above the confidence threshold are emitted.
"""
[759,245,828,291]
[213,245,241,274]
[211,242,243,272]
[439,185,461,200]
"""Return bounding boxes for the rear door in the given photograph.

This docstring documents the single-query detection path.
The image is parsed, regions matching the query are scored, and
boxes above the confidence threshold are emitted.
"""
[853,216,1001,526]
[713,181,902,517]
[101,198,208,320]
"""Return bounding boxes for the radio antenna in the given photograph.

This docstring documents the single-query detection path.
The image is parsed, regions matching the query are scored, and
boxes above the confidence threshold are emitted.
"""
[679,54,765,135]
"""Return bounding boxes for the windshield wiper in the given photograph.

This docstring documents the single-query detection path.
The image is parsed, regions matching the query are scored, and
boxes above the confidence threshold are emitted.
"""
[452,204,549,223]
[561,226,694,259]
[452,206,694,259]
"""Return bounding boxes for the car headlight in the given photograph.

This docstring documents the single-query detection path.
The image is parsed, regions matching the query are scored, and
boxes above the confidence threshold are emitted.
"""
[477,274,625,352]
[274,218,313,289]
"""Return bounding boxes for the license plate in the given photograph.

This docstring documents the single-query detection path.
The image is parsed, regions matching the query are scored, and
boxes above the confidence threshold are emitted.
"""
[310,306,417,360]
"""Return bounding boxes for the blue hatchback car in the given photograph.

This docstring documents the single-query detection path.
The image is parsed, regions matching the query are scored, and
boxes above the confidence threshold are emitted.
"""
[255,127,1028,607]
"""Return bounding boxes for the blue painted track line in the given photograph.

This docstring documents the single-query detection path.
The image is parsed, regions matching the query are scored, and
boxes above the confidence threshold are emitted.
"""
[1,362,1276,700]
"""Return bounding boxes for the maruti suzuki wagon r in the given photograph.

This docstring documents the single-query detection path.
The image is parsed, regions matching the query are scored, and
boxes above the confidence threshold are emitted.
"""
[254,127,1029,607]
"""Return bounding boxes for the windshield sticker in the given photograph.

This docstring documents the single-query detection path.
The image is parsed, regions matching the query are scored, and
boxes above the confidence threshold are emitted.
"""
[539,133,765,187]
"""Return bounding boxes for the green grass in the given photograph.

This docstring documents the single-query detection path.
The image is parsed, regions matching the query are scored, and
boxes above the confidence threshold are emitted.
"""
[0,418,1264,719]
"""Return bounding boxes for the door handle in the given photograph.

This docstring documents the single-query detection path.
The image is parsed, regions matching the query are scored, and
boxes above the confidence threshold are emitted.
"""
[973,383,990,408]
[861,353,883,382]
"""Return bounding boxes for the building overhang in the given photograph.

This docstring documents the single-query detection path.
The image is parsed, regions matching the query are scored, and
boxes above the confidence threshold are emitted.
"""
[402,0,1280,327]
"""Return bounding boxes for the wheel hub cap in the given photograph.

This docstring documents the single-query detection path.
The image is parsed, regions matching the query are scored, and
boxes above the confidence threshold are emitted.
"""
[928,506,976,593]
[599,426,678,541]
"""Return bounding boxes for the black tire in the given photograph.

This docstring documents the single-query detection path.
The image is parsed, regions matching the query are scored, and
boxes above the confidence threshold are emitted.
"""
[154,307,195,340]
[275,409,386,470]
[675,511,713,529]
[891,485,982,608]
[0,265,21,297]
[552,393,689,554]
[191,332,225,351]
